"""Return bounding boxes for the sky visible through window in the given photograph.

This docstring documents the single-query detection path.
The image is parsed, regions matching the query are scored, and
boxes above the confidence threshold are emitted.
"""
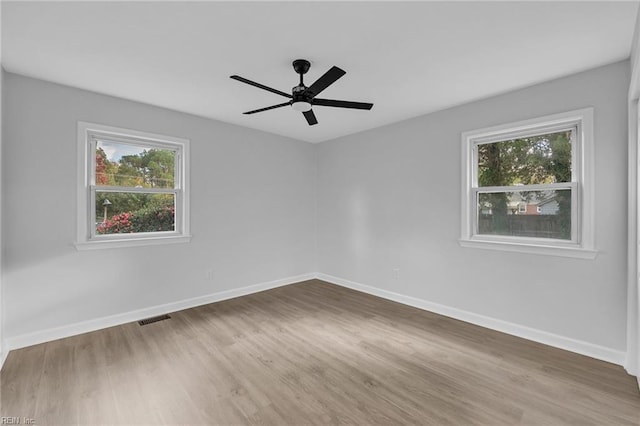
[98,140,147,162]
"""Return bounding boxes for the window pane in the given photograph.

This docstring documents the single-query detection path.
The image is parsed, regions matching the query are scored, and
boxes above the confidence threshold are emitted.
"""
[95,192,175,234]
[477,130,572,187]
[477,189,571,240]
[95,140,175,188]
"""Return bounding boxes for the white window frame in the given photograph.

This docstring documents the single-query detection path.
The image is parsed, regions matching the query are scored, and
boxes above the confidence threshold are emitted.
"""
[460,108,596,259]
[517,202,527,214]
[75,122,191,250]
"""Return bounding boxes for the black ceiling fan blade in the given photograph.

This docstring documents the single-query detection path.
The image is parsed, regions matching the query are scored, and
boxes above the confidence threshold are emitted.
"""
[243,102,291,115]
[230,75,292,98]
[305,66,346,97]
[313,98,374,110]
[303,109,318,126]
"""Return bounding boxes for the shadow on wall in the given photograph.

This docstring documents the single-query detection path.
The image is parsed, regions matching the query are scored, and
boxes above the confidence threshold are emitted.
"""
[2,248,173,338]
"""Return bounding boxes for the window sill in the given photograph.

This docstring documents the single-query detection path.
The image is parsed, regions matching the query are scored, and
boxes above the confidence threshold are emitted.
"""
[75,235,192,251]
[459,238,598,259]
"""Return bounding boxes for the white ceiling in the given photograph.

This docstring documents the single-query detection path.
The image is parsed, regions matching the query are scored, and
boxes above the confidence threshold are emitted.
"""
[2,1,639,143]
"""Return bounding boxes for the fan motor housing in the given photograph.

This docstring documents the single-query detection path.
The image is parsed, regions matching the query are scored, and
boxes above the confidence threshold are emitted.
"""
[292,84,310,103]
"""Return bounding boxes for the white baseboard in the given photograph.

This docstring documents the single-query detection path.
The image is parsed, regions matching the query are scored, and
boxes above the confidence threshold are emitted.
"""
[316,273,627,367]
[625,349,638,376]
[0,349,7,371]
[4,273,316,352]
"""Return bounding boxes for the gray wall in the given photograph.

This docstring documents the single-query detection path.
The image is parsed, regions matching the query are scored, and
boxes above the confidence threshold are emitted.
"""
[3,72,316,339]
[0,3,4,365]
[317,61,630,351]
[2,60,631,359]
[627,4,640,379]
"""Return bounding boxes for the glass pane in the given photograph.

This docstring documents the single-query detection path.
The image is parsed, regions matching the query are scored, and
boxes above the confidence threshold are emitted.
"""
[95,140,175,188]
[477,130,572,187]
[477,189,571,240]
[95,192,175,235]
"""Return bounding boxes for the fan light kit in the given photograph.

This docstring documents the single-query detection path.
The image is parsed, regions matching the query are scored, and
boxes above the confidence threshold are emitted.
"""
[291,101,312,112]
[230,59,373,126]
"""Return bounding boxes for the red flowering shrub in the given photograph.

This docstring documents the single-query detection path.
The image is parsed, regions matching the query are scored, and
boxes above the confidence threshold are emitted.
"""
[96,205,174,234]
[97,212,134,234]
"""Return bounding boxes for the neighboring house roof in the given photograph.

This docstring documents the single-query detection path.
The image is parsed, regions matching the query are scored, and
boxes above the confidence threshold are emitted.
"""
[538,196,558,206]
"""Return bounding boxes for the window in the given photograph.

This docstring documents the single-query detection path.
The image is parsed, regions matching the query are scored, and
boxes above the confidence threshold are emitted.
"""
[517,202,527,214]
[76,122,190,249]
[460,108,595,258]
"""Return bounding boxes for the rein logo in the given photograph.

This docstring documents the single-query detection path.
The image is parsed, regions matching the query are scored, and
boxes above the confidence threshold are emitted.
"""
[1,418,35,425]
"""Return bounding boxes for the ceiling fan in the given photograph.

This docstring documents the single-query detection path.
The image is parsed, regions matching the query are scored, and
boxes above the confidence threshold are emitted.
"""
[230,59,373,126]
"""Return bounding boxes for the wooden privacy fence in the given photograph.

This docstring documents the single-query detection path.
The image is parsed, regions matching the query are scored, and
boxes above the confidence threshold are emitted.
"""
[478,215,564,239]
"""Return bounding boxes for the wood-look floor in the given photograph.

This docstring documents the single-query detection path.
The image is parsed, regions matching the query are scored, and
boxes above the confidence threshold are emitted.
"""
[2,279,639,425]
